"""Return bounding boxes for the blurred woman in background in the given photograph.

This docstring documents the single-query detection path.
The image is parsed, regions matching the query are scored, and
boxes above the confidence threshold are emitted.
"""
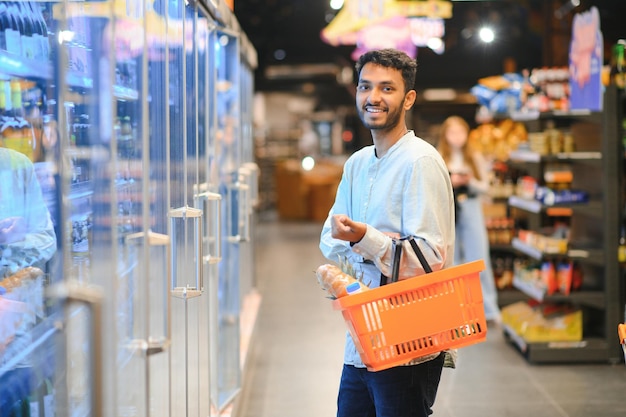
[437,115,501,323]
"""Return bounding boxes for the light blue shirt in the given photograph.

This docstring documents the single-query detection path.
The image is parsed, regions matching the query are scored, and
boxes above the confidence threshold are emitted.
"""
[320,131,455,367]
[0,149,56,277]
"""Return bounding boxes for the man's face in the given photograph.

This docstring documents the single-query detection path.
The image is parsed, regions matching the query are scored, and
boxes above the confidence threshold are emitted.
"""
[355,63,410,130]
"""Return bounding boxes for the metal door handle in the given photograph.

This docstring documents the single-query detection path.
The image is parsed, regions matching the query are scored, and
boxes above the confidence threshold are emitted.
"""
[47,282,104,417]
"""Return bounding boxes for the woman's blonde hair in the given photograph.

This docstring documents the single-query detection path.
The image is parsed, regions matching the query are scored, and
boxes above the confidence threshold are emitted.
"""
[437,116,481,181]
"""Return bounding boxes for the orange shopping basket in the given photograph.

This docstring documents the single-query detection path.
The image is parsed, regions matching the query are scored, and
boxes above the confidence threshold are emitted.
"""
[333,256,487,372]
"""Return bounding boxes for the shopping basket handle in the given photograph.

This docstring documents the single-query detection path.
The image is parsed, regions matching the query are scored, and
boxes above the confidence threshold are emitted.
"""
[383,237,433,285]
[407,237,433,274]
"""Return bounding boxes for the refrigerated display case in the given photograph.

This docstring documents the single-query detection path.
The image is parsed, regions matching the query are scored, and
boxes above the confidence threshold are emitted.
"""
[0,2,62,416]
[0,0,257,416]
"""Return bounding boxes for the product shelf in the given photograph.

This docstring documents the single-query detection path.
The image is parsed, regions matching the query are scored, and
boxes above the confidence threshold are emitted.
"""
[508,196,602,215]
[498,86,624,363]
[511,237,604,265]
[511,275,605,308]
[509,108,603,123]
[508,150,602,163]
[0,51,53,80]
[67,71,139,100]
[503,324,610,363]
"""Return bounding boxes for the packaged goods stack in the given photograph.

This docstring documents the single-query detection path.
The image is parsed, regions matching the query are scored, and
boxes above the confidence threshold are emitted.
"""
[467,32,626,362]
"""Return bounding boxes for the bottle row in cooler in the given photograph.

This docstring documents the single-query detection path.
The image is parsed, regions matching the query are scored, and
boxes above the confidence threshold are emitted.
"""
[0,1,50,61]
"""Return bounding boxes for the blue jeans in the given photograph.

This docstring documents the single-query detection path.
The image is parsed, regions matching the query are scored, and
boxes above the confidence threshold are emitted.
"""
[337,353,445,417]
[455,197,501,321]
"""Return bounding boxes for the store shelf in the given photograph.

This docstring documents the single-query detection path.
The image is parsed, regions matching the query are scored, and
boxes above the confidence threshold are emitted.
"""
[66,71,139,100]
[114,85,139,101]
[508,196,542,213]
[500,86,624,364]
[498,288,529,307]
[508,150,602,162]
[0,52,53,80]
[511,275,605,308]
[511,238,604,265]
[511,237,546,259]
[508,196,602,215]
[509,108,602,123]
[503,324,610,363]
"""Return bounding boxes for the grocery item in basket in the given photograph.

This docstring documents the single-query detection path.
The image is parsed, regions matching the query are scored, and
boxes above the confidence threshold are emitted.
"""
[0,266,43,291]
[316,263,369,299]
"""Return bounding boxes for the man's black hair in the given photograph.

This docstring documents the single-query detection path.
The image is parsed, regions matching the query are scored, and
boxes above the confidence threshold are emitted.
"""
[355,49,418,93]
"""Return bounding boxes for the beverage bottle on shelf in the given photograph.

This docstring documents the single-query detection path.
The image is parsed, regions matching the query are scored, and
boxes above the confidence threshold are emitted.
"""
[5,3,22,56]
[0,80,7,121]
[0,4,9,52]
[2,79,37,161]
[610,40,626,89]
[619,225,626,266]
[622,117,626,159]
[17,2,35,59]
[620,203,626,266]
[27,2,48,60]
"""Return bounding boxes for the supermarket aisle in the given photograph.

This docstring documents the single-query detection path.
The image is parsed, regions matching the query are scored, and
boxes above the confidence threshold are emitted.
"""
[234,215,626,417]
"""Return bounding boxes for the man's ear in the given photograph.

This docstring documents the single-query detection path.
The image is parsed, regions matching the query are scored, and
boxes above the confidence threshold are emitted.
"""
[404,90,417,110]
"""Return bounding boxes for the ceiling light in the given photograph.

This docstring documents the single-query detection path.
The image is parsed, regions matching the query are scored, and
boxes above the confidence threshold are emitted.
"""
[427,37,444,54]
[329,0,344,10]
[478,27,495,43]
[274,49,287,60]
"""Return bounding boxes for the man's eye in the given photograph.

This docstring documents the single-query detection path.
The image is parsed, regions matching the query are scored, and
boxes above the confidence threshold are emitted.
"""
[357,85,369,91]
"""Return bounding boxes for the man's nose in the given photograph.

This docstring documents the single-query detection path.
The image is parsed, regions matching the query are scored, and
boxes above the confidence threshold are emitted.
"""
[367,88,382,103]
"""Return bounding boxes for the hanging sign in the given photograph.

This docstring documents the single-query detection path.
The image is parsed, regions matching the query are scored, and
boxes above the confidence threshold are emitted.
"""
[569,6,603,111]
[321,0,451,46]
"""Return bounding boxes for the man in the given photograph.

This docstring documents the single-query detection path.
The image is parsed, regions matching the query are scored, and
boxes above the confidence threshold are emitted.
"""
[0,147,56,278]
[319,48,455,417]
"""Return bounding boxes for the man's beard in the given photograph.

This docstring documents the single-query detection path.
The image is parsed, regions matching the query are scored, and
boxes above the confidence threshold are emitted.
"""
[357,105,403,131]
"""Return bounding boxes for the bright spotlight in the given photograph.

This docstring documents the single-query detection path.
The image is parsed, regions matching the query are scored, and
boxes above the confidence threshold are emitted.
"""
[302,156,315,171]
[330,0,344,10]
[478,27,495,43]
[427,37,444,54]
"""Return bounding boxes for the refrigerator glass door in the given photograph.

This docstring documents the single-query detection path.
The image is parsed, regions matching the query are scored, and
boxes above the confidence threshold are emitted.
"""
[166,2,211,417]
[0,3,59,417]
[210,26,242,411]
[52,1,169,415]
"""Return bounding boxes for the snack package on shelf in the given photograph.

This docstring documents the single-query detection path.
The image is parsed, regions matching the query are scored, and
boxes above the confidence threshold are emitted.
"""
[469,119,527,162]
[517,229,569,254]
[502,301,582,342]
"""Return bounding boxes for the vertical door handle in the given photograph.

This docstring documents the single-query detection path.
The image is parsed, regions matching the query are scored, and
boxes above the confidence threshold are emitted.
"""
[47,282,104,417]
[169,206,204,299]
[193,187,222,264]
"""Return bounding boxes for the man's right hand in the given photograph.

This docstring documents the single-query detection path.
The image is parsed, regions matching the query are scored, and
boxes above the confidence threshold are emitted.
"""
[331,214,366,244]
[0,217,27,244]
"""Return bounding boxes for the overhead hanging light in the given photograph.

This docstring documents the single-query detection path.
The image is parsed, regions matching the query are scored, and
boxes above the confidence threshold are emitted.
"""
[478,26,495,43]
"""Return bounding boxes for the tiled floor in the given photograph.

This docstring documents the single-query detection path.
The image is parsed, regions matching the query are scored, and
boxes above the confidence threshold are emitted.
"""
[233,216,626,417]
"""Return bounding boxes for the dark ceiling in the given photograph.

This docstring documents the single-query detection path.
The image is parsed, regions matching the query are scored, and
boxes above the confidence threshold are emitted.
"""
[234,0,626,106]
